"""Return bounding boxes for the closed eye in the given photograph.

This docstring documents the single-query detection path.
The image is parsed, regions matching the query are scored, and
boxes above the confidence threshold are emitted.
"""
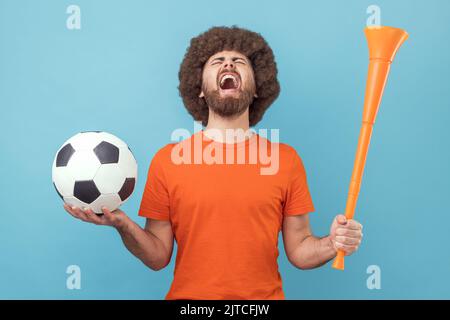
[209,57,247,65]
[233,58,246,64]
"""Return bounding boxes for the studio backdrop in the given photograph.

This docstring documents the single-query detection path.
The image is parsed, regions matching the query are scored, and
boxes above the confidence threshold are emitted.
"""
[1,0,449,299]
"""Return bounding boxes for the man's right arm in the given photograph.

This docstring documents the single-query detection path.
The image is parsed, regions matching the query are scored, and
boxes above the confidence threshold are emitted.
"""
[63,204,174,271]
[116,214,173,271]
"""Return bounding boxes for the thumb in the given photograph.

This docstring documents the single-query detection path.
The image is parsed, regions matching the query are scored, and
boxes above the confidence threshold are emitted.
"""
[101,206,113,217]
[336,214,347,225]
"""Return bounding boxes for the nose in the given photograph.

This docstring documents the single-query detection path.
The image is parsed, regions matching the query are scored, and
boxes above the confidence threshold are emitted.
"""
[223,60,235,69]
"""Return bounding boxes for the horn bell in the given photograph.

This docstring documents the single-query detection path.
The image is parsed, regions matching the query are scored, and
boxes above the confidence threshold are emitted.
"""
[365,26,409,62]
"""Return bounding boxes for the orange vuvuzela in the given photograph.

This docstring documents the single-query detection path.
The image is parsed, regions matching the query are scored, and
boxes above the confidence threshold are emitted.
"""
[332,26,408,270]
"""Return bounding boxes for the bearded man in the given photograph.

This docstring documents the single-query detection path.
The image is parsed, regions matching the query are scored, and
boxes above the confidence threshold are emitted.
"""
[64,26,363,300]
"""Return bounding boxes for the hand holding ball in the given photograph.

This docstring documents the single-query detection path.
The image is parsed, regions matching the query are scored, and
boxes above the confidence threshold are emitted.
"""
[52,131,138,214]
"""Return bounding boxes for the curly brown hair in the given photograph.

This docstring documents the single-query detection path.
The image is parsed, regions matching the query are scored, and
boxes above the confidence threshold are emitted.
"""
[178,26,280,127]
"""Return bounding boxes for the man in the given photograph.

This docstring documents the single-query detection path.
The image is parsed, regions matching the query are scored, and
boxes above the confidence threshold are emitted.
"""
[64,26,363,299]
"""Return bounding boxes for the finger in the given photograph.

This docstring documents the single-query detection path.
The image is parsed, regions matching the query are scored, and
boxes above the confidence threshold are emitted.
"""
[111,208,123,215]
[335,242,358,255]
[335,236,361,246]
[101,206,115,221]
[82,208,103,225]
[346,220,363,230]
[63,204,80,219]
[72,206,90,222]
[336,228,363,238]
[336,214,347,226]
[64,204,85,220]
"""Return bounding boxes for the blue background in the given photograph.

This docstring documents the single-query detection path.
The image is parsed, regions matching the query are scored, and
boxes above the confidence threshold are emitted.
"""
[1,0,449,299]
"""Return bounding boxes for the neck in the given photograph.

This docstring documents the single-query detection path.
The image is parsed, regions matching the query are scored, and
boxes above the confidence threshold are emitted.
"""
[204,108,252,143]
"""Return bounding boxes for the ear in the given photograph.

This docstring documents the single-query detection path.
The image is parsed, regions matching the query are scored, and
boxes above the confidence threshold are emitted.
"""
[199,90,204,98]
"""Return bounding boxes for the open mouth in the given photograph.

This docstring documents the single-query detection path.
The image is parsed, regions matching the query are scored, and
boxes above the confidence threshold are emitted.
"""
[218,72,241,92]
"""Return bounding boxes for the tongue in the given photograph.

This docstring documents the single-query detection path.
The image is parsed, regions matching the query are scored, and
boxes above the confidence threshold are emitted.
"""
[221,78,236,90]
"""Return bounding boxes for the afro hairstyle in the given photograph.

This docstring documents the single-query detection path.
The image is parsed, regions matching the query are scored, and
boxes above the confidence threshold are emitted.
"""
[178,26,280,127]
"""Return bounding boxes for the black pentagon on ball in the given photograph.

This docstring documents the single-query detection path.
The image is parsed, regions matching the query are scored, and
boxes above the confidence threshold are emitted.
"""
[53,182,63,200]
[118,177,135,201]
[93,141,119,164]
[56,143,75,167]
[74,180,101,204]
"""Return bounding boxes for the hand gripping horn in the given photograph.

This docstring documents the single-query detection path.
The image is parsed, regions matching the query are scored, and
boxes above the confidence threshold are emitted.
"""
[332,26,408,270]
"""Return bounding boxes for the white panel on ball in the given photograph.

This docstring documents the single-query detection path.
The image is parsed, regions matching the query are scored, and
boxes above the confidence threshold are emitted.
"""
[93,163,126,194]
[66,150,101,181]
[69,132,104,151]
[89,193,122,214]
[118,147,138,178]
[52,166,75,197]
[63,196,89,211]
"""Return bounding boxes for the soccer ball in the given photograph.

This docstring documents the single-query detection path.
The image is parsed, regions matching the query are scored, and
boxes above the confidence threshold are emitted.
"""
[52,131,138,214]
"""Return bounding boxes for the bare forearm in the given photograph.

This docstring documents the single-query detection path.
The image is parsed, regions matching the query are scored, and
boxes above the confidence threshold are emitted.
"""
[115,217,168,271]
[290,235,336,270]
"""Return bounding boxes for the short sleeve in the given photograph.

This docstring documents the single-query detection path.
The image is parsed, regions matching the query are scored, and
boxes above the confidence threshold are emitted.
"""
[283,149,315,216]
[138,149,170,220]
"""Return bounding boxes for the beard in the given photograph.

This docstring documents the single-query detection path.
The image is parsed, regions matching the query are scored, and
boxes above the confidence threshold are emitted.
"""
[203,85,255,119]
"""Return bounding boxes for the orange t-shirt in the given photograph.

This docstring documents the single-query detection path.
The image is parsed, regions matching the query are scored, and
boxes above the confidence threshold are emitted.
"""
[138,130,315,299]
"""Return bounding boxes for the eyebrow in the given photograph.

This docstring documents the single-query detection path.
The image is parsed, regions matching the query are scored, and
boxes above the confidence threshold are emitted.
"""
[210,56,247,63]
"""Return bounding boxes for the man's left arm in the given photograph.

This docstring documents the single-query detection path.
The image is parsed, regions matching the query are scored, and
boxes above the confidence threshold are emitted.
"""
[282,213,363,270]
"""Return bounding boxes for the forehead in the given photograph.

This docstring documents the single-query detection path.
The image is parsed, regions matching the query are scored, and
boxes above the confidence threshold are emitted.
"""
[207,50,248,62]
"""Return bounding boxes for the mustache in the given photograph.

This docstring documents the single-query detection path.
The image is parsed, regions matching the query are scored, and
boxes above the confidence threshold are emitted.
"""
[219,68,240,76]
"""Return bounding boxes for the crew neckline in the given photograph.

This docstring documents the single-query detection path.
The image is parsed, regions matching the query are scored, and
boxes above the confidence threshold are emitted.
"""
[200,129,258,149]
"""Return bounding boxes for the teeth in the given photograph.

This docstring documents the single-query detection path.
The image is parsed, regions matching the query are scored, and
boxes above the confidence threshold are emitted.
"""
[220,74,238,87]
